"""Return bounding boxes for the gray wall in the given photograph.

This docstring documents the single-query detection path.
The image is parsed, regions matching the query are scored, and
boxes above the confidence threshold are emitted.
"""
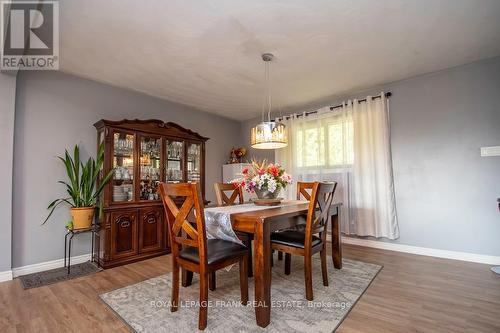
[13,71,242,268]
[386,57,500,256]
[0,73,16,272]
[242,56,500,256]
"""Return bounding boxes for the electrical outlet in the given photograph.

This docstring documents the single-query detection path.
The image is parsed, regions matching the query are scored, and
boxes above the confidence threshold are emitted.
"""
[480,146,500,157]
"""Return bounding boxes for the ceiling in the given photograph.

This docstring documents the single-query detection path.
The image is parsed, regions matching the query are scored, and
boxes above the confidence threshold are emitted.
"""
[59,0,500,121]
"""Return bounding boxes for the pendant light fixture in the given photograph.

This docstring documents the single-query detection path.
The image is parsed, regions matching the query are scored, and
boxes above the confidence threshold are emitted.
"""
[251,53,287,149]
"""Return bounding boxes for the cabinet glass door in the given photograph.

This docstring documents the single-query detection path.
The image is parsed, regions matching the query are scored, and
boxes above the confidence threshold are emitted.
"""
[166,140,184,183]
[187,143,201,183]
[139,136,161,201]
[113,132,135,202]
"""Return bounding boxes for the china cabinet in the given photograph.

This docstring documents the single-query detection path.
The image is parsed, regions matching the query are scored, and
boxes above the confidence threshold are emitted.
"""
[93,119,208,268]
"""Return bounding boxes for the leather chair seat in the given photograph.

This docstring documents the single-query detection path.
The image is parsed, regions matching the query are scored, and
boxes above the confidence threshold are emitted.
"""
[179,239,248,265]
[271,230,322,249]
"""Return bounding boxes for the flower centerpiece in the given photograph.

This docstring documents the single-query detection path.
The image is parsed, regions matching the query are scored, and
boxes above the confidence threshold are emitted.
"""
[232,160,292,201]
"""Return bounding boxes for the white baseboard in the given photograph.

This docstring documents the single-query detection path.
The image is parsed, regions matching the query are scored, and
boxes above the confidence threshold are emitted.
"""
[339,236,500,265]
[12,253,91,278]
[0,270,13,282]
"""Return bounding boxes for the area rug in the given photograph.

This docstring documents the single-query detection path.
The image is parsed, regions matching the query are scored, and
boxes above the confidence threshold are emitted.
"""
[19,261,102,289]
[100,257,381,332]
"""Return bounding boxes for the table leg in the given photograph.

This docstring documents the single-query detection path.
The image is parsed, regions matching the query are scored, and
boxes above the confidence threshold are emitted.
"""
[182,269,193,287]
[254,221,271,328]
[247,240,253,278]
[331,209,342,269]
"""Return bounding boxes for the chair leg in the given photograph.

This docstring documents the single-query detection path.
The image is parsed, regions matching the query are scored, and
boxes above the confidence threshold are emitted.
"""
[284,253,291,275]
[270,251,274,267]
[199,272,209,330]
[304,256,313,301]
[209,272,216,291]
[171,259,179,312]
[320,246,329,286]
[239,256,249,304]
[182,269,193,287]
[278,251,283,261]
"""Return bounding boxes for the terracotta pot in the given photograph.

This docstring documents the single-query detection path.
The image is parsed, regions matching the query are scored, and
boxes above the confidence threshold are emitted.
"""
[254,188,280,200]
[70,207,95,230]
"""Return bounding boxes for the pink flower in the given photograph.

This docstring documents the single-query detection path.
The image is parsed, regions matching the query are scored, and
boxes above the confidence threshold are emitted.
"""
[280,173,293,184]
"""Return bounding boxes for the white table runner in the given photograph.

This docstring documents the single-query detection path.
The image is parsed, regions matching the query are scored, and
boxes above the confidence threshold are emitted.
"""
[204,200,306,244]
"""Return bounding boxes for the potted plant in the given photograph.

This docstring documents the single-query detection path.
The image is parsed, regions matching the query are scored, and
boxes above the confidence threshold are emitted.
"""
[43,143,114,230]
[232,159,292,200]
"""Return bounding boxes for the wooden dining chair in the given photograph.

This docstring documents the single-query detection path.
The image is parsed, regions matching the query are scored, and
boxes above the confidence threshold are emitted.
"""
[213,182,253,283]
[271,181,337,301]
[159,182,248,330]
[274,181,315,262]
[214,182,244,206]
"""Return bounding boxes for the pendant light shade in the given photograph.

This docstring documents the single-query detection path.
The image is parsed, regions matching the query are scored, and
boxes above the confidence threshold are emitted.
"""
[250,53,288,150]
[251,121,287,149]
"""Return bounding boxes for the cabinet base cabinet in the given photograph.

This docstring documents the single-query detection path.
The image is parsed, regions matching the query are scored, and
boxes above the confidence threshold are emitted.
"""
[96,206,170,269]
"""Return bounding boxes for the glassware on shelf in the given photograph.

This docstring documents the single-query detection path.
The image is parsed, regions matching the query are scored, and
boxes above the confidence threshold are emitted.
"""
[167,169,183,181]
[140,139,161,160]
[187,143,201,183]
[167,141,183,160]
[114,135,134,156]
[140,137,161,200]
[113,133,134,202]
[166,140,184,182]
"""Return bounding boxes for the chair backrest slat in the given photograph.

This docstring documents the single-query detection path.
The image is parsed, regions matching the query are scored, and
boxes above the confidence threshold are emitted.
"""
[297,182,315,201]
[214,183,244,206]
[159,182,208,268]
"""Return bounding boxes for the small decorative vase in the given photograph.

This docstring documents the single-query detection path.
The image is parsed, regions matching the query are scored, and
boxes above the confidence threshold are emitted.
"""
[254,188,279,200]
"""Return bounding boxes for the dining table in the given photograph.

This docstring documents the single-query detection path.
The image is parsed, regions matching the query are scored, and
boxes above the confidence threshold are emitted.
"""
[182,200,343,328]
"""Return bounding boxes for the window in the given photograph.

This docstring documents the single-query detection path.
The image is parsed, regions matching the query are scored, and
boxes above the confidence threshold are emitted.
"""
[295,115,353,169]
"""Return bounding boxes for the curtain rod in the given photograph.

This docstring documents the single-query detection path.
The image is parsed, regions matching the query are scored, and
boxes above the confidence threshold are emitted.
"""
[274,92,392,121]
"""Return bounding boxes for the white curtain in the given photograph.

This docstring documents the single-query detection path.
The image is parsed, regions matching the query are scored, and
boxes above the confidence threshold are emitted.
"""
[275,93,399,239]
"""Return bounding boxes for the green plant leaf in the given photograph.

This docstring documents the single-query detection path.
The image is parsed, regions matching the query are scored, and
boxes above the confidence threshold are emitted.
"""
[44,143,114,225]
[43,198,73,224]
[93,169,114,201]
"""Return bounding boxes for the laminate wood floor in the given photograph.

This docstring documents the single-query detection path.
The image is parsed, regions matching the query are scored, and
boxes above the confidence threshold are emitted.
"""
[1,244,499,332]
